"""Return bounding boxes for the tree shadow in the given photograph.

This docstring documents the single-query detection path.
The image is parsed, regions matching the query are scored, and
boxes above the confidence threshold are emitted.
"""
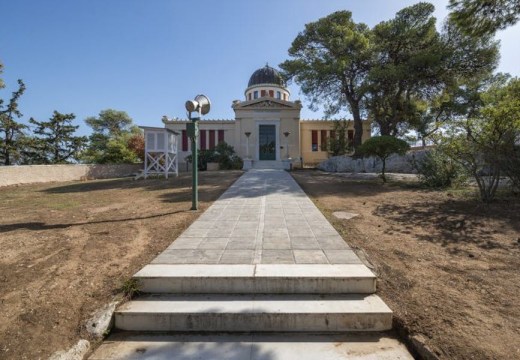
[373,197,520,253]
[0,210,189,233]
[98,331,397,359]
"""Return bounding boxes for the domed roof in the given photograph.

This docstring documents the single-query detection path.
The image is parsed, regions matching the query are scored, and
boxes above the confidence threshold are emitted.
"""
[248,64,285,87]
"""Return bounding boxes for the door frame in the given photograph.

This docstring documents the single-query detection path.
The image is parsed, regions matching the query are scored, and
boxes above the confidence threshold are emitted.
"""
[255,120,280,161]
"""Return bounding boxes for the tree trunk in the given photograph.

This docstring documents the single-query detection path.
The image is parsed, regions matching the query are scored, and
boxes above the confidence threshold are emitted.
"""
[381,157,387,183]
[351,102,363,149]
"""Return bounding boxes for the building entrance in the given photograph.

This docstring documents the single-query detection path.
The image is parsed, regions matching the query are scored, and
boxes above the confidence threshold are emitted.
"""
[259,125,276,160]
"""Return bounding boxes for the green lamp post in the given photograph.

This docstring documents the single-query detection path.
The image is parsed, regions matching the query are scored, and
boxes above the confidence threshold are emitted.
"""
[185,94,211,211]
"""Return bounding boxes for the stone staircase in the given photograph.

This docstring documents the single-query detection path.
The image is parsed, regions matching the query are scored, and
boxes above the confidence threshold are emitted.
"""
[113,264,392,333]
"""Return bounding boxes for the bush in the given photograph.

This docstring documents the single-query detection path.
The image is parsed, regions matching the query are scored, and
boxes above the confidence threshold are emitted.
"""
[358,135,410,182]
[184,142,243,170]
[416,150,467,188]
[498,145,520,192]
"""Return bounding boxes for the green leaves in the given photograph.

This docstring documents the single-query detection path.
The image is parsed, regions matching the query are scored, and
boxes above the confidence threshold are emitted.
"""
[28,111,86,164]
[449,0,520,37]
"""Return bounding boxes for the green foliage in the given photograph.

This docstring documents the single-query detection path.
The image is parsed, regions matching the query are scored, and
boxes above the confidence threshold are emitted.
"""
[82,109,142,164]
[27,111,87,164]
[282,3,498,143]
[449,0,520,36]
[435,77,520,202]
[280,10,372,148]
[120,278,141,299]
[327,120,351,156]
[358,136,410,182]
[185,142,243,170]
[0,79,27,165]
[84,109,133,137]
[416,150,467,188]
[215,142,243,170]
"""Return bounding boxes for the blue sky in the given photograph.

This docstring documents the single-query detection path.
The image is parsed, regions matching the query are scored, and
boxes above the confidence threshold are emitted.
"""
[1,0,519,136]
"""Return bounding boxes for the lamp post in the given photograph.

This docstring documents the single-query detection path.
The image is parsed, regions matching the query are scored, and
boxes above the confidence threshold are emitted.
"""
[185,94,211,210]
[244,132,251,159]
[283,131,290,159]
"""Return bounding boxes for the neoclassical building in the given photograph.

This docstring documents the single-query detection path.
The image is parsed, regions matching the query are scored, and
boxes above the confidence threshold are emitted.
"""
[163,64,371,169]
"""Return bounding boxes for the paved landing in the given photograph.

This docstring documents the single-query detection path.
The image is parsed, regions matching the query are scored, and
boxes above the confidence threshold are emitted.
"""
[152,169,359,265]
[90,333,413,360]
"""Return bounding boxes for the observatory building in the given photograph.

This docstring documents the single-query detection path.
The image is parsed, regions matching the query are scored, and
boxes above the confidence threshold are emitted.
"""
[163,64,372,169]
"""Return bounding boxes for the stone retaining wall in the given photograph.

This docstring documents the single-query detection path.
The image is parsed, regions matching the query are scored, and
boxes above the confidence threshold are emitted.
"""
[318,149,430,174]
[0,163,143,187]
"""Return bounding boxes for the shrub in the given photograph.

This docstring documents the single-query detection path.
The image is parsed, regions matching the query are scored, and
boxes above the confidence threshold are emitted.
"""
[416,150,467,188]
[358,135,410,182]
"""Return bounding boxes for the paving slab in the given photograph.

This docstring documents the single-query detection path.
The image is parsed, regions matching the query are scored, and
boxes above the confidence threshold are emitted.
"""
[151,170,359,265]
[90,333,413,360]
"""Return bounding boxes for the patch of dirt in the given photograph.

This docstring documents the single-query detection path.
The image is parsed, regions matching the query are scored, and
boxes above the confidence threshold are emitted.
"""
[0,171,242,359]
[292,170,520,360]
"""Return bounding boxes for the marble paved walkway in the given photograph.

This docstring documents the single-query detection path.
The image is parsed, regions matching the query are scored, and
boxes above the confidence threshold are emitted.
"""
[152,169,360,265]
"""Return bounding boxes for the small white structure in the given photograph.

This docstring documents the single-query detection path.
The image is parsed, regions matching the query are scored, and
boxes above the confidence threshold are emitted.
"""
[138,126,179,179]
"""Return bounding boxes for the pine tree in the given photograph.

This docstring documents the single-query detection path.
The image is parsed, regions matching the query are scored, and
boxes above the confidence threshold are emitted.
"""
[29,111,87,164]
[0,79,27,165]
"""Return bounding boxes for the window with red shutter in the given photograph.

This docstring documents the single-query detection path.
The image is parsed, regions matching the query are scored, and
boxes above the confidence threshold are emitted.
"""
[311,130,318,152]
[269,90,274,97]
[321,130,327,151]
[261,90,266,97]
[209,130,216,149]
[200,130,207,150]
[182,130,188,151]
[218,130,224,144]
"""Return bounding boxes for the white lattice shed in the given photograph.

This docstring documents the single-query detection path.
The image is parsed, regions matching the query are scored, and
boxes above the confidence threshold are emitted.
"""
[139,126,179,179]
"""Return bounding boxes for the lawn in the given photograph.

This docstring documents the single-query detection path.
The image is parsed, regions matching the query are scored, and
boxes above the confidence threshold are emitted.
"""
[0,171,242,359]
[292,170,520,360]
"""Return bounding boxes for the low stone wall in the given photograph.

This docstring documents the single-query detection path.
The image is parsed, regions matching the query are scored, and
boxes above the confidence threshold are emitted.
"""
[0,163,143,187]
[318,149,429,174]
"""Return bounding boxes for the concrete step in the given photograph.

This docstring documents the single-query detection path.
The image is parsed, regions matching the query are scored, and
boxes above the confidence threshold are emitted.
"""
[89,333,413,360]
[114,294,392,332]
[134,264,377,294]
[252,160,285,169]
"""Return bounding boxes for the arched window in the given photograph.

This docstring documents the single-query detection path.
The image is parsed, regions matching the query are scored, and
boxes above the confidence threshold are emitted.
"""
[261,90,266,97]
[254,91,258,99]
[248,93,252,101]
[269,90,274,97]
[276,91,281,99]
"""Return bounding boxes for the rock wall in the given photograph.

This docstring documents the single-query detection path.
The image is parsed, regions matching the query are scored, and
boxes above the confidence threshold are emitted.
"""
[0,164,142,187]
[318,149,429,174]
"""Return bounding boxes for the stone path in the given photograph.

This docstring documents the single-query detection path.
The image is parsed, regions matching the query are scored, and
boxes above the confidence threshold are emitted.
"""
[90,169,413,359]
[153,169,360,265]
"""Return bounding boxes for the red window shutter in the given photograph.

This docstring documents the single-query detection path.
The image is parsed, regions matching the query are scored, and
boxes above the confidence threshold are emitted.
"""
[261,90,266,97]
[311,130,318,151]
[218,130,225,144]
[200,130,207,150]
[269,90,274,97]
[182,130,188,151]
[320,130,327,151]
[209,130,216,149]
[348,130,354,140]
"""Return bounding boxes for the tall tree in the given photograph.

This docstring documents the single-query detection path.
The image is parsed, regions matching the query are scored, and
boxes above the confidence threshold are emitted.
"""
[28,111,87,164]
[82,109,141,164]
[0,79,27,165]
[367,2,445,136]
[414,19,499,144]
[280,11,373,149]
[449,0,520,36]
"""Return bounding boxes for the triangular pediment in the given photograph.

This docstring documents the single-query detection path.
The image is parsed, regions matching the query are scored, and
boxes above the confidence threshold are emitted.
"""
[234,98,298,110]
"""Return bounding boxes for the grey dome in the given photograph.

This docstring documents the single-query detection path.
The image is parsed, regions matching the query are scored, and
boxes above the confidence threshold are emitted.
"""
[248,64,285,87]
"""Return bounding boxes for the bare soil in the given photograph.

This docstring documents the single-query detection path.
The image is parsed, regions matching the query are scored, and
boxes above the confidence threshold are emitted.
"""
[0,171,242,359]
[292,170,520,360]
